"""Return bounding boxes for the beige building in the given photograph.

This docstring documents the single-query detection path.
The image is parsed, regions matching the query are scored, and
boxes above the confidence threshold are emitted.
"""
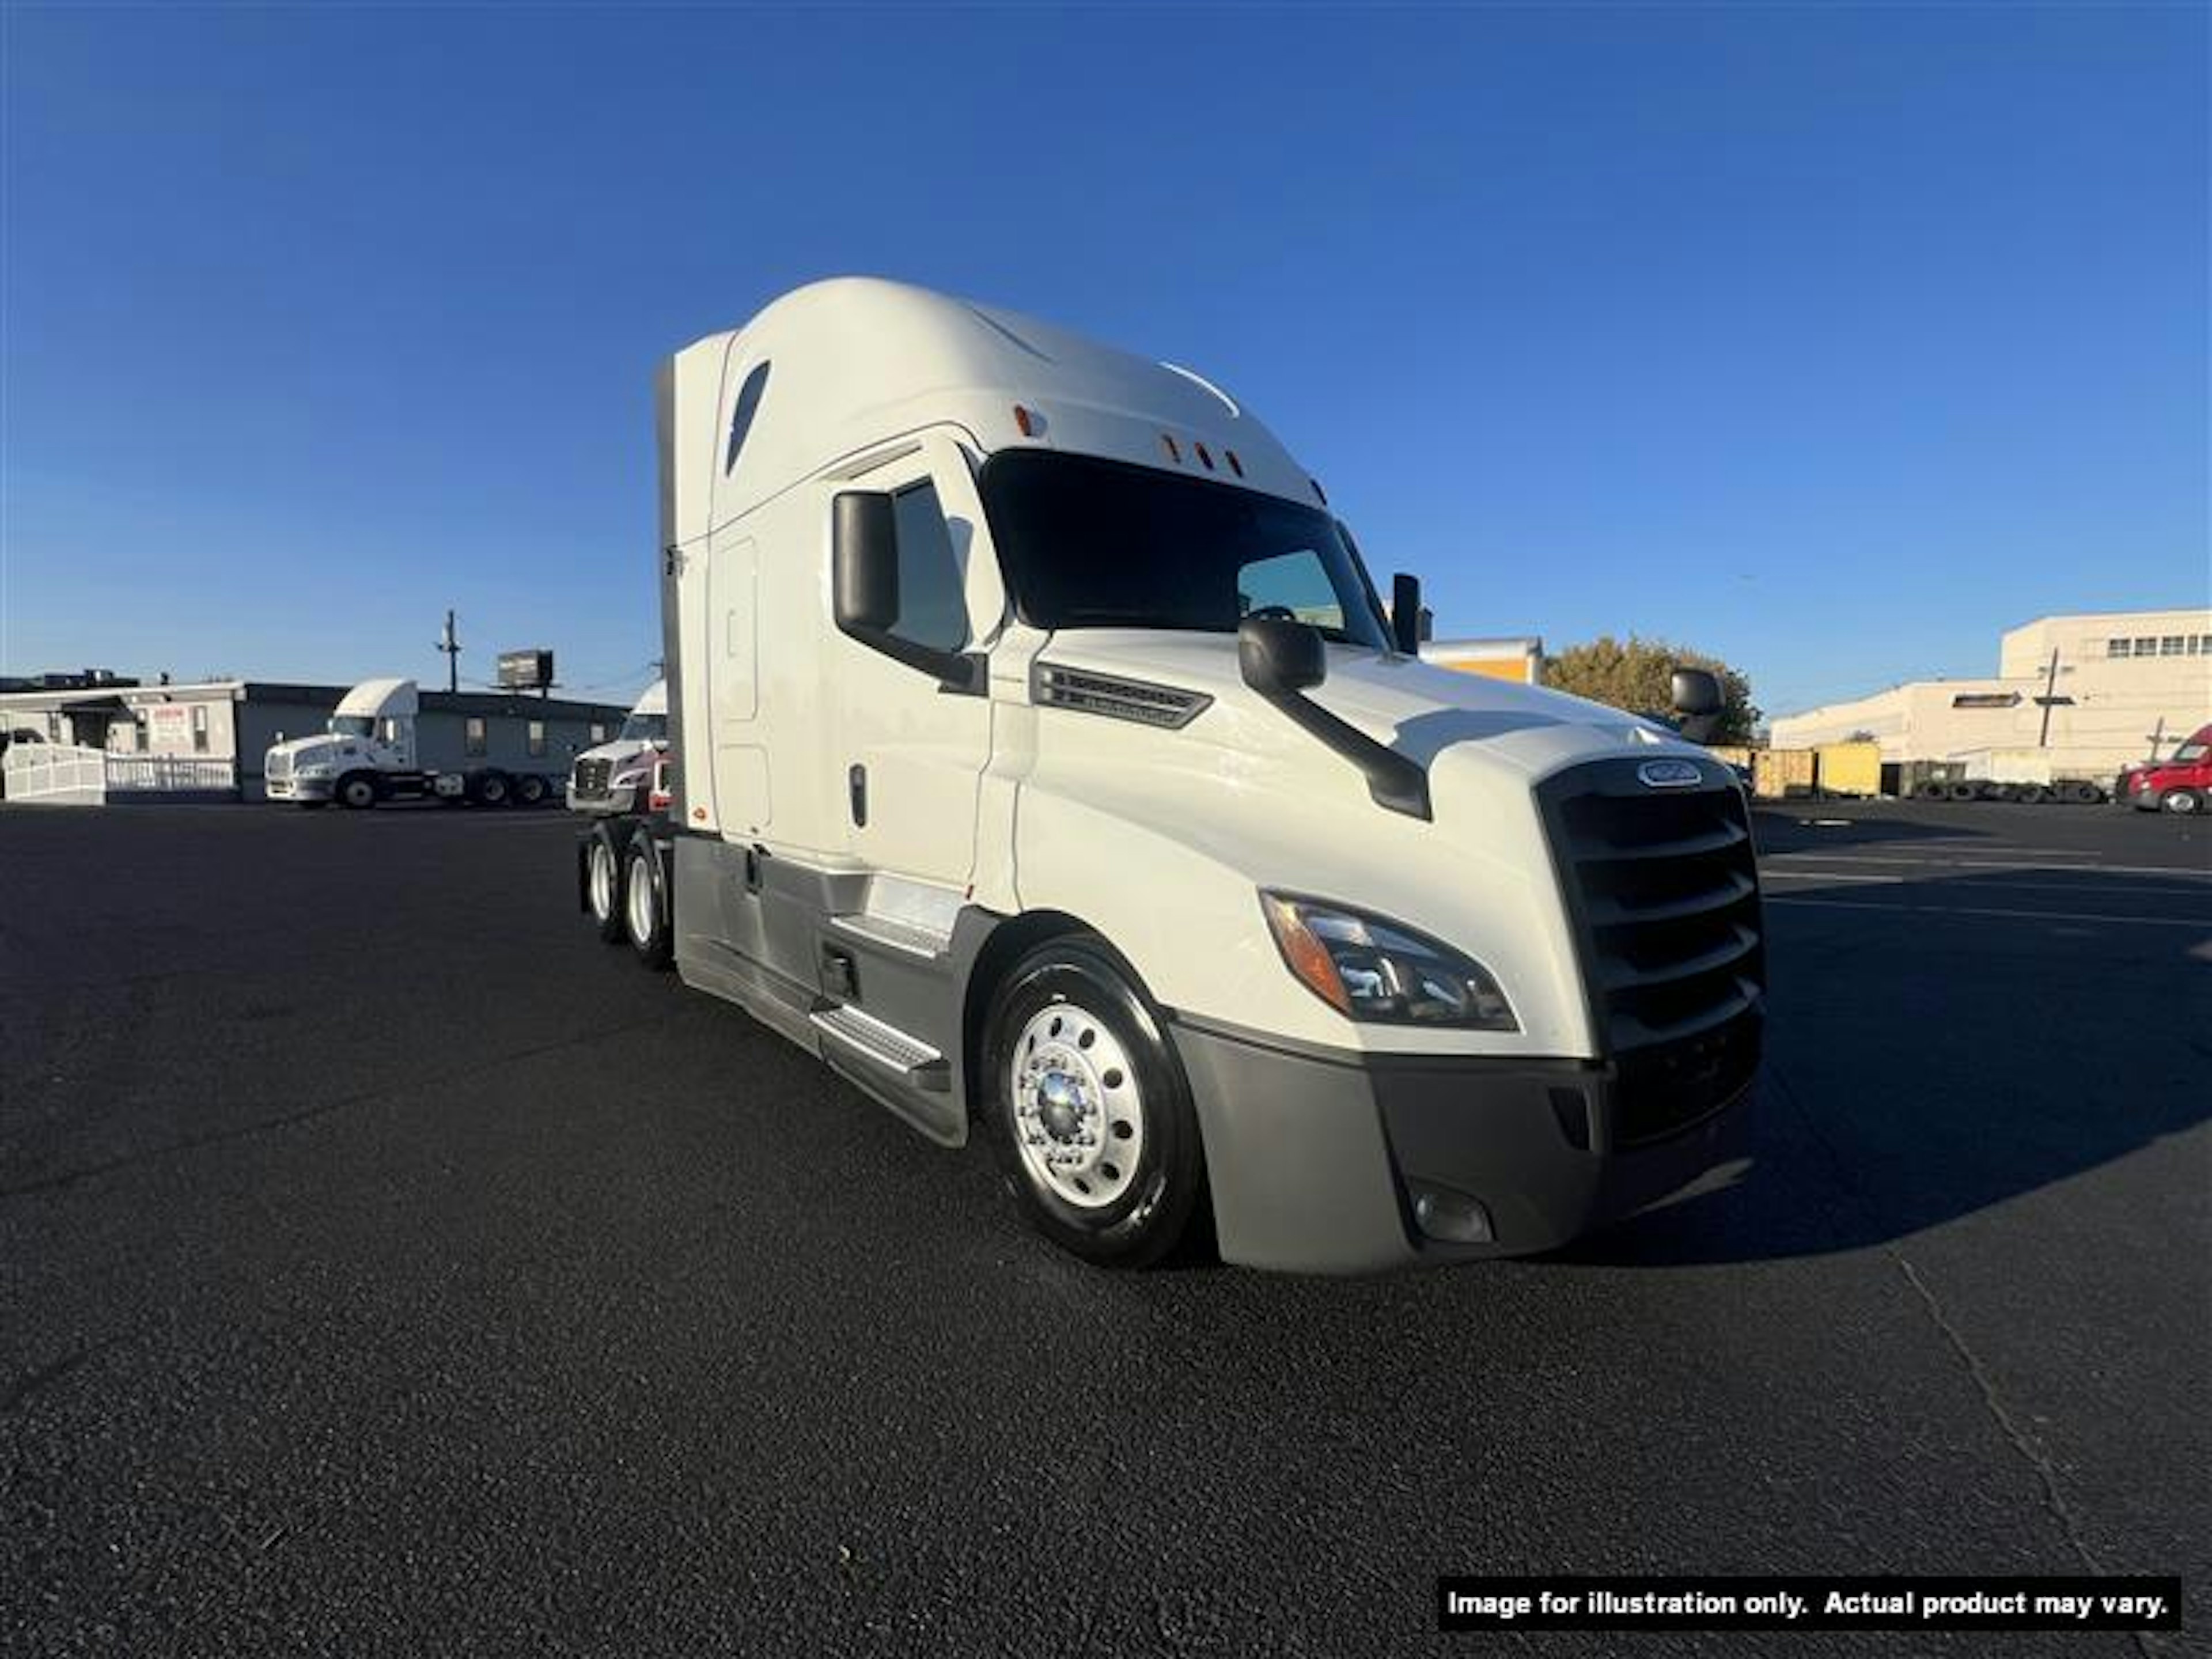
[1771,608,2212,780]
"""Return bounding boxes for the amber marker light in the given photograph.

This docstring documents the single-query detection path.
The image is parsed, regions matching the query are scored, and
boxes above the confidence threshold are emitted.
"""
[1261,893,1352,1014]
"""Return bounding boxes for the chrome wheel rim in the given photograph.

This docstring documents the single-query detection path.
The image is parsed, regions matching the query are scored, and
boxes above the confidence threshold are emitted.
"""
[626,855,655,944]
[589,843,615,921]
[1009,1001,1142,1210]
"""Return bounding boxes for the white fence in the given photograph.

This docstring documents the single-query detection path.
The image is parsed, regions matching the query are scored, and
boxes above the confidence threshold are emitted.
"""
[1,742,108,806]
[104,755,238,793]
[2,746,241,804]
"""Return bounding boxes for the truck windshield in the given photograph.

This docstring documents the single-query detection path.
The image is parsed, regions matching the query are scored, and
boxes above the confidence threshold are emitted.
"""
[327,716,374,738]
[978,450,1391,648]
[619,714,669,744]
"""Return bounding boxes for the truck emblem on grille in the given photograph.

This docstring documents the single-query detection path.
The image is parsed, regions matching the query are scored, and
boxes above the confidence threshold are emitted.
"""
[1637,759,1703,789]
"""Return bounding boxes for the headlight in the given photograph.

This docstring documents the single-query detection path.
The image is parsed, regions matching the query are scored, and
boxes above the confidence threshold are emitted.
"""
[1260,892,1517,1030]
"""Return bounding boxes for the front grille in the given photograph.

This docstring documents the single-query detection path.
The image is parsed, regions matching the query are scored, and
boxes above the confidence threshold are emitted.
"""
[1031,663,1213,730]
[267,751,293,780]
[1537,757,1764,1142]
[572,758,613,798]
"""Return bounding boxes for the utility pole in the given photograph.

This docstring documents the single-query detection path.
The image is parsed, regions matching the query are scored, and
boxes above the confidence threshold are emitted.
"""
[2033,647,2067,748]
[435,610,461,695]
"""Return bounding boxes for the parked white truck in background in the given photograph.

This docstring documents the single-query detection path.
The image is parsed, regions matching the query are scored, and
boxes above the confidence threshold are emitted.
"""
[266,677,569,808]
[579,278,1762,1272]
[566,679,668,814]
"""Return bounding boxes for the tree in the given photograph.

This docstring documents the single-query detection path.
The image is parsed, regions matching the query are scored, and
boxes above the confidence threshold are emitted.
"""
[1542,634,1760,745]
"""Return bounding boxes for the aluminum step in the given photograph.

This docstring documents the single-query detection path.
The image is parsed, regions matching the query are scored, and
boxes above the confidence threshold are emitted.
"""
[830,911,951,959]
[810,1003,949,1092]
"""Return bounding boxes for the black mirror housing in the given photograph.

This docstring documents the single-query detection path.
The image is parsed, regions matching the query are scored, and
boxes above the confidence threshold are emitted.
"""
[1239,617,1327,696]
[1390,573,1423,656]
[832,491,899,633]
[831,488,980,694]
[1671,667,1723,719]
[1238,617,1430,820]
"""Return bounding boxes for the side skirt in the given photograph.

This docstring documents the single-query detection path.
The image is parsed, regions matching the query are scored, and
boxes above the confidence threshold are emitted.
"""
[671,835,987,1147]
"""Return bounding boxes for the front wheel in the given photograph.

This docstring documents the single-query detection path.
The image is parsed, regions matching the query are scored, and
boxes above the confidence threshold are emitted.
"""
[2161,789,2202,815]
[336,774,377,810]
[980,937,1207,1269]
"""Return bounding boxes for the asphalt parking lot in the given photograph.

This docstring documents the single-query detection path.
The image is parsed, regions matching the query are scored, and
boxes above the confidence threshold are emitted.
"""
[3,798,2206,1657]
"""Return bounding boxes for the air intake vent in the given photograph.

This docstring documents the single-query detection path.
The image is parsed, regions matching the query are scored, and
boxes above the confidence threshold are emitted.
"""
[1031,664,1213,730]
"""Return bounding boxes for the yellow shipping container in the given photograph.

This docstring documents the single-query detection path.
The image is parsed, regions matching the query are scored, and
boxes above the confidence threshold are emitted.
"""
[1813,741,1881,798]
[1752,747,1818,798]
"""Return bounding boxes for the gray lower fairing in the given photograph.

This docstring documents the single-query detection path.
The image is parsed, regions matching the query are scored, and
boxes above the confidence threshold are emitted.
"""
[669,834,978,1147]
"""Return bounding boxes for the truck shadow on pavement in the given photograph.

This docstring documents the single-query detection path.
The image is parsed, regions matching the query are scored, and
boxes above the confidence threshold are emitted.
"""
[1552,860,2211,1267]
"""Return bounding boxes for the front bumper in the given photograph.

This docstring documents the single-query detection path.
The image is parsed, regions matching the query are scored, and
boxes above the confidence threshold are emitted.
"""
[267,775,333,802]
[566,782,640,815]
[1169,1016,1753,1274]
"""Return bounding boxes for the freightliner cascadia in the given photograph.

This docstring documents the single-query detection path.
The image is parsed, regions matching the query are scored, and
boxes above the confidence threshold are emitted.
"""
[578,278,1763,1272]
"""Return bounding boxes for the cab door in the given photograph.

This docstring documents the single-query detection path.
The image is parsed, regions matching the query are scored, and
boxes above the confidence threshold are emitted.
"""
[829,432,1003,891]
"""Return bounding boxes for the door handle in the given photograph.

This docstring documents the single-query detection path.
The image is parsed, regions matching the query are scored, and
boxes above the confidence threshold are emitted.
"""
[848,763,868,828]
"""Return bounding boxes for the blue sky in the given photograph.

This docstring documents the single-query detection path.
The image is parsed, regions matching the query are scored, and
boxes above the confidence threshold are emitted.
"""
[4,2,2204,717]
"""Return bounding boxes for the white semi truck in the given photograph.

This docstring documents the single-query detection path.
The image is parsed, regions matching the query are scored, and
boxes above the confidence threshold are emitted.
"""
[266,677,567,808]
[566,679,668,814]
[579,278,1763,1272]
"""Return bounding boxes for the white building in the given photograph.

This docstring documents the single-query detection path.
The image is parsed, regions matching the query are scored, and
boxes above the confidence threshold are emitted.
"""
[1771,608,2212,780]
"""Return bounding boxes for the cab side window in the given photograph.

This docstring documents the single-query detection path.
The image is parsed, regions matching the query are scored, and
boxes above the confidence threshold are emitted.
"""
[889,481,970,654]
[1238,548,1350,637]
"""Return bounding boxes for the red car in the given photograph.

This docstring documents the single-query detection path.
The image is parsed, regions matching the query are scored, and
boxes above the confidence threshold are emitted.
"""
[2119,724,2211,814]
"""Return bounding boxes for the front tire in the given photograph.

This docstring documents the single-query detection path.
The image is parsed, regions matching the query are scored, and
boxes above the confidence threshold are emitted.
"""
[2161,789,2202,815]
[980,937,1206,1269]
[336,774,377,810]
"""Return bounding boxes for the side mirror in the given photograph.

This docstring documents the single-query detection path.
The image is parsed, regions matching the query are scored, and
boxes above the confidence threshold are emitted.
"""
[1671,668,1722,719]
[1238,617,1327,696]
[831,489,981,693]
[1390,573,1423,656]
[1239,616,1431,820]
[832,491,899,633]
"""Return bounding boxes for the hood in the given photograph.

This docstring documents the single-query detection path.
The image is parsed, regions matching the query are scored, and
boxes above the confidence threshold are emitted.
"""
[1014,631,1732,1060]
[1032,630,1689,785]
[267,734,368,767]
[573,737,664,772]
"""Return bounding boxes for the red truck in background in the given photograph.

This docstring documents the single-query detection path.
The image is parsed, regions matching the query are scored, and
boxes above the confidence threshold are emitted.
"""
[2118,724,2211,814]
